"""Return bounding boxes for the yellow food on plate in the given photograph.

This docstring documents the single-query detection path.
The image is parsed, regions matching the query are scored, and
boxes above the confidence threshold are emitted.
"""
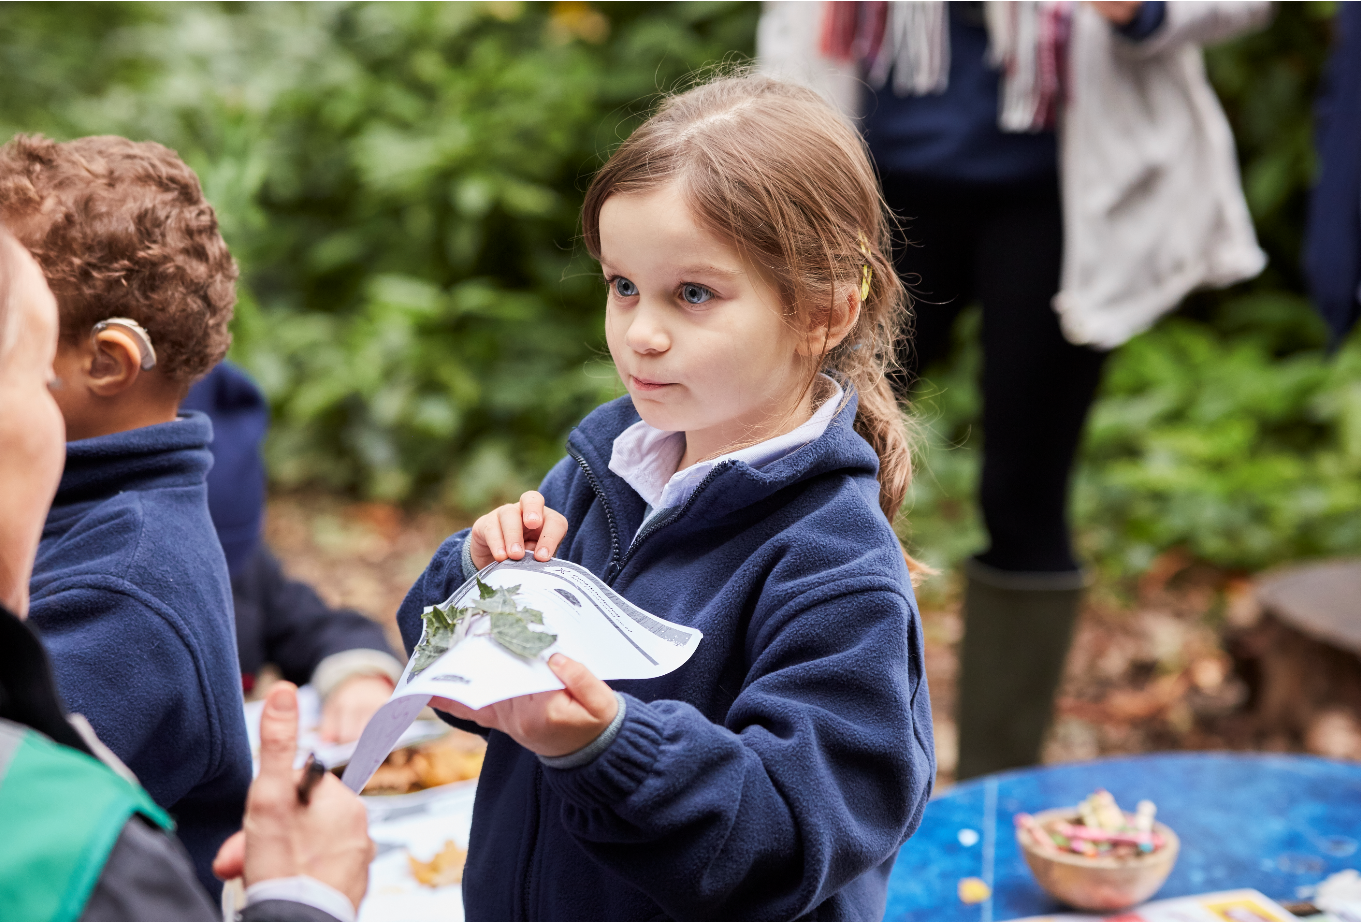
[363,730,486,795]
[408,840,467,888]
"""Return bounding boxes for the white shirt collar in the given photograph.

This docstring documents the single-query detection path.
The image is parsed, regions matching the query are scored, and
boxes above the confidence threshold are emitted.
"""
[608,376,846,514]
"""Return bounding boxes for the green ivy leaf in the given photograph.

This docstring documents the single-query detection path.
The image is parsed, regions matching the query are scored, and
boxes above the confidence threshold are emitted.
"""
[411,581,556,673]
[489,611,557,658]
[411,621,453,677]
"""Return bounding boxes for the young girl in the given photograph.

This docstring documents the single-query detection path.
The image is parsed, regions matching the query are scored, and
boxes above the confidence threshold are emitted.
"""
[396,73,935,922]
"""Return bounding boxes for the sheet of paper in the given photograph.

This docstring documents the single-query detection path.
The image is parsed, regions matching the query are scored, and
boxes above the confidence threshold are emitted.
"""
[342,557,702,792]
[1007,888,1295,922]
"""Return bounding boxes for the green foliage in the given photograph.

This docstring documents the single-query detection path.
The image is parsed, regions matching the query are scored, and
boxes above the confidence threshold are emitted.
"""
[0,1,757,507]
[414,578,555,673]
[903,2,1360,582]
[2,1,1356,579]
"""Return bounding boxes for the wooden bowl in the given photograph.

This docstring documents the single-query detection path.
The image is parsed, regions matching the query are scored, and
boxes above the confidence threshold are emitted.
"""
[1017,808,1180,912]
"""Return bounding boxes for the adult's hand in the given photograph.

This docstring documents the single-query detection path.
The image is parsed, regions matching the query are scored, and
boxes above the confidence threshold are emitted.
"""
[213,682,375,910]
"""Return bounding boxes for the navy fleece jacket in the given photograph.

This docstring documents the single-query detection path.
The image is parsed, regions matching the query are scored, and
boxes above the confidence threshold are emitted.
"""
[396,393,935,922]
[28,413,251,899]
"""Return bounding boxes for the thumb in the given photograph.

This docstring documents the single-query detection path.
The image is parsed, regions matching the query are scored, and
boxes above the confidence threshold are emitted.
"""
[212,830,245,881]
[258,681,301,781]
[548,654,616,721]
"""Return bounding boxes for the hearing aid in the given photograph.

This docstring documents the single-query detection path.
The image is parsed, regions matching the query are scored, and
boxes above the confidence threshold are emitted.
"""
[91,318,157,371]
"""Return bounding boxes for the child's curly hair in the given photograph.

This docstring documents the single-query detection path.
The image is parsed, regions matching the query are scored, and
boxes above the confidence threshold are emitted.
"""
[0,134,236,386]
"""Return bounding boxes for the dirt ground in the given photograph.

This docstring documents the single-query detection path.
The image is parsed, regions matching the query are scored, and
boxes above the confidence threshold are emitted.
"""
[267,493,1358,791]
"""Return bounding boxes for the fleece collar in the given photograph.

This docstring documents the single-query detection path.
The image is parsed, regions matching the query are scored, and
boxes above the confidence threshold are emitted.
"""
[608,377,847,513]
[51,412,215,513]
[568,384,881,542]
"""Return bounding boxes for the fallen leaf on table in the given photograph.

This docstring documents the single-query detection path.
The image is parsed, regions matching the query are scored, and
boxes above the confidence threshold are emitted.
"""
[409,839,467,888]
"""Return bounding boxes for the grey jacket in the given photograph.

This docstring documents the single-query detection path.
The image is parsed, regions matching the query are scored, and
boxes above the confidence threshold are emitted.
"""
[0,605,342,922]
[82,817,341,922]
[758,0,1272,349]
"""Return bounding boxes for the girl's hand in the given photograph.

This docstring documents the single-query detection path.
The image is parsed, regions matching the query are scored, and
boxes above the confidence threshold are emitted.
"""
[432,654,618,758]
[469,490,569,570]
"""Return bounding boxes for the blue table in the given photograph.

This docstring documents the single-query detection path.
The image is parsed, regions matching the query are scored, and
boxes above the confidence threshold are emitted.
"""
[885,753,1361,921]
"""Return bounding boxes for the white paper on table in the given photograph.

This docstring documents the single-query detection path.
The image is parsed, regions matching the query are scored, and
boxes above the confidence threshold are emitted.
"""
[242,683,449,772]
[1006,888,1295,921]
[360,781,479,922]
[342,557,702,792]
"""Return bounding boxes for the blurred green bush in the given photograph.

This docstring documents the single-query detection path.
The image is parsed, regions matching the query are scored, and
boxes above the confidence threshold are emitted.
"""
[0,1,757,507]
[1,1,1356,578]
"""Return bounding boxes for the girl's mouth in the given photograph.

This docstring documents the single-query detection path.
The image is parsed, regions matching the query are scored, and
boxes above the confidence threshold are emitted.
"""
[630,375,673,392]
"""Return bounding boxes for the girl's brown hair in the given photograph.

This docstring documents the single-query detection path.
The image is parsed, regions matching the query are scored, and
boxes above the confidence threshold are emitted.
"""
[582,73,915,524]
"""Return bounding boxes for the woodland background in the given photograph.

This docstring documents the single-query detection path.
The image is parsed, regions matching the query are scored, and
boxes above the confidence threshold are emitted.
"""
[4,0,1356,777]
[1,1,1351,586]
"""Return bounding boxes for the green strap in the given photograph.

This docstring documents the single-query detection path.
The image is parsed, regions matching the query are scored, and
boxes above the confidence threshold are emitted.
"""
[0,721,173,922]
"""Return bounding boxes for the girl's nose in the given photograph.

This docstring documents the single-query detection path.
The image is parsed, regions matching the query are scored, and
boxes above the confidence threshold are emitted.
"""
[625,301,670,355]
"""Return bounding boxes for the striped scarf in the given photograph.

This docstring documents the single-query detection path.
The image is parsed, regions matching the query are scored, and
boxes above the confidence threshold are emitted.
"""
[819,1,1074,132]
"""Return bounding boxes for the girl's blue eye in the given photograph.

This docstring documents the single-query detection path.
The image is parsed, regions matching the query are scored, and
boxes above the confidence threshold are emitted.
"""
[681,283,712,305]
[613,277,638,298]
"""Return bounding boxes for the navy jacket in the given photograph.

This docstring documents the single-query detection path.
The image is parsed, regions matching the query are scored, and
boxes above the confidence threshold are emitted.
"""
[183,363,397,688]
[397,394,935,922]
[28,413,252,899]
[1304,1,1361,345]
[180,361,268,575]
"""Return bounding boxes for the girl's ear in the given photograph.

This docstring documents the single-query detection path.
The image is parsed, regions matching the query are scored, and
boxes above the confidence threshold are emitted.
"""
[795,286,861,358]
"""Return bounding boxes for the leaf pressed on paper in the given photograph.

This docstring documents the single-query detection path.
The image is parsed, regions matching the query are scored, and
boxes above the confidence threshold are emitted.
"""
[411,623,452,676]
[409,579,557,677]
[490,611,557,658]
[411,600,468,678]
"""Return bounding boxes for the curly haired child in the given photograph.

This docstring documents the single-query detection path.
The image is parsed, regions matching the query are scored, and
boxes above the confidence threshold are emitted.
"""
[0,134,249,898]
[397,73,935,922]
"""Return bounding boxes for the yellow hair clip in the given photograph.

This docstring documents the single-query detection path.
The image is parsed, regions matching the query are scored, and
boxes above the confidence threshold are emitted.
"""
[857,232,873,302]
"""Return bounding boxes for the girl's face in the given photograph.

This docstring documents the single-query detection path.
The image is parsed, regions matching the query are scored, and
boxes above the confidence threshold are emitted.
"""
[600,184,810,465]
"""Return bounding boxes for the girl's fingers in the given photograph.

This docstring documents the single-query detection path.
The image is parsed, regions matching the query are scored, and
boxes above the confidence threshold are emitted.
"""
[497,504,526,559]
[473,513,507,563]
[548,654,618,722]
[520,491,545,530]
[431,696,497,728]
[534,509,569,561]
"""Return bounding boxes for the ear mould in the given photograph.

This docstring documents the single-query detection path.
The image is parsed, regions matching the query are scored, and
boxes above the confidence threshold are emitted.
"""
[92,318,157,371]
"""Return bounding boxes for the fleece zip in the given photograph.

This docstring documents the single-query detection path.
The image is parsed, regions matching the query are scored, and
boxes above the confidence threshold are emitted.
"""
[397,392,935,922]
[28,412,251,899]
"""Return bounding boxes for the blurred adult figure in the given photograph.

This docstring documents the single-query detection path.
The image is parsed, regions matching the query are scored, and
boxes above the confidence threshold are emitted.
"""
[0,225,373,922]
[760,0,1270,778]
[1304,1,1361,346]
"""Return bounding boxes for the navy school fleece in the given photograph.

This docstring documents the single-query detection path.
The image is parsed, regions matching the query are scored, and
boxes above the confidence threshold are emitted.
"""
[396,393,935,922]
[27,412,251,898]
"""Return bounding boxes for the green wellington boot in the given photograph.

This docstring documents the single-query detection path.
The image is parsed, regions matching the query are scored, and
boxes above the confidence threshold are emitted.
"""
[955,557,1087,781]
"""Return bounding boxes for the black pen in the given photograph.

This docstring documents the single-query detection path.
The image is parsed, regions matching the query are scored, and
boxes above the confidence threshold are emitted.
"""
[297,752,327,806]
